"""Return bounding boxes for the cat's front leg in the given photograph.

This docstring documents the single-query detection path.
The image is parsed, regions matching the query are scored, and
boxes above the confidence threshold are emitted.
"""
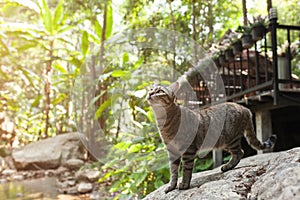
[164,158,180,193]
[179,149,196,190]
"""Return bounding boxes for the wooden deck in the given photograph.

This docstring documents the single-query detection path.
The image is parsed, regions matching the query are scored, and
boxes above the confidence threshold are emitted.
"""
[184,14,300,166]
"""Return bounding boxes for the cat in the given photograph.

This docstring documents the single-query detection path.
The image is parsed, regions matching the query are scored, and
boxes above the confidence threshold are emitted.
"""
[147,82,277,193]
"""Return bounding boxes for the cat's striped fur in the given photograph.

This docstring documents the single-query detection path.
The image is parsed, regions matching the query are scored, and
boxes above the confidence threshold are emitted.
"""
[147,82,276,193]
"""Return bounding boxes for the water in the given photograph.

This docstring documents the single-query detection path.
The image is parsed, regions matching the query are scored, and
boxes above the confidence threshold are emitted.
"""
[0,177,59,200]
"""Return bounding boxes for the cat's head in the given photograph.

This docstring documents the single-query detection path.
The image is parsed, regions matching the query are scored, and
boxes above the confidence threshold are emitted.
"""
[147,82,179,106]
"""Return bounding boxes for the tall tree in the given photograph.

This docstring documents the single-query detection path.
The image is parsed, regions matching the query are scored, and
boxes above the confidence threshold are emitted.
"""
[267,0,272,13]
[242,0,248,25]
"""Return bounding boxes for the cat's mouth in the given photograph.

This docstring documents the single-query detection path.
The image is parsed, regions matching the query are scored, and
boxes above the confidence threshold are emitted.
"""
[151,92,166,97]
[147,90,167,100]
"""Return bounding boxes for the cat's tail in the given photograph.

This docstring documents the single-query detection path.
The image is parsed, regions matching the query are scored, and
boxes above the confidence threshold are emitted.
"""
[244,111,277,150]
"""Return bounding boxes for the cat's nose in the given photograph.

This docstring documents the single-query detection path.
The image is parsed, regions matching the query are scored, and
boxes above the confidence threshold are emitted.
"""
[146,93,152,100]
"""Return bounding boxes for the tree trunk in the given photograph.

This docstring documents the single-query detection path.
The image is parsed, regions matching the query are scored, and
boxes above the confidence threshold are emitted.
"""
[192,0,198,62]
[207,0,214,48]
[44,40,54,138]
[242,0,248,26]
[98,2,108,132]
[267,0,272,13]
[168,0,176,81]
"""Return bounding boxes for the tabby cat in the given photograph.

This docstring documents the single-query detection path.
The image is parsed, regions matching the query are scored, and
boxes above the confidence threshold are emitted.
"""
[147,82,276,193]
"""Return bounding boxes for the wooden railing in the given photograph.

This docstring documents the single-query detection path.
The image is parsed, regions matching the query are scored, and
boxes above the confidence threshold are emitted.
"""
[188,10,300,108]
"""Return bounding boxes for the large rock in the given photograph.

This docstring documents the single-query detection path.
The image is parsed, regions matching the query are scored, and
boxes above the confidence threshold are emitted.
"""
[12,133,87,170]
[144,147,300,200]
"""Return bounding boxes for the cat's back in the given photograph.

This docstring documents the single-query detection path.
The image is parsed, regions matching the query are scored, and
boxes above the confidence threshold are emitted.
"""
[207,102,248,112]
[199,102,250,120]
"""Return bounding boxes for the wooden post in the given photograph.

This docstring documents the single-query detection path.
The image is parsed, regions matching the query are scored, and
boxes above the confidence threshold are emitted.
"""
[255,111,272,154]
[213,150,223,168]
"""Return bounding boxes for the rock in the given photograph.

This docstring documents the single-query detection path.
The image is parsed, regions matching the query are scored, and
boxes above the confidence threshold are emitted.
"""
[12,132,87,170]
[90,191,102,200]
[12,174,24,181]
[0,179,7,184]
[4,156,15,169]
[57,180,69,189]
[143,147,300,200]
[75,169,100,182]
[58,185,78,195]
[57,194,81,200]
[26,192,43,199]
[66,186,78,195]
[64,159,84,170]
[77,182,93,193]
[45,170,55,177]
[16,193,23,198]
[85,170,100,182]
[67,180,76,186]
[55,166,69,176]
[0,156,5,172]
[1,169,16,176]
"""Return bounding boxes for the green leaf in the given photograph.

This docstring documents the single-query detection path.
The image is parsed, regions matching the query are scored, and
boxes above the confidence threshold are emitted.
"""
[98,72,112,81]
[135,106,148,116]
[94,99,111,119]
[70,58,83,68]
[10,0,40,12]
[94,18,102,41]
[105,3,113,39]
[52,62,67,74]
[52,93,66,105]
[115,141,132,150]
[16,42,38,51]
[122,52,129,66]
[31,94,42,107]
[0,38,9,56]
[53,0,64,31]
[111,70,131,79]
[147,110,155,123]
[130,172,147,186]
[128,143,142,153]
[38,0,53,34]
[94,94,120,119]
[81,30,89,56]
[88,90,106,108]
[154,179,164,189]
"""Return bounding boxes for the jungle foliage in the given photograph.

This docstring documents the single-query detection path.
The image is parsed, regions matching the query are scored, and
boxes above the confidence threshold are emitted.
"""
[0,0,299,198]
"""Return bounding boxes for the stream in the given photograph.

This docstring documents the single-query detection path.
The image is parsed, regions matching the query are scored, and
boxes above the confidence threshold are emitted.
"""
[0,177,95,200]
[0,177,85,200]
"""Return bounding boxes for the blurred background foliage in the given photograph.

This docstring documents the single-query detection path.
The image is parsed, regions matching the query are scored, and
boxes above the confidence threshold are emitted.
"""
[0,0,299,198]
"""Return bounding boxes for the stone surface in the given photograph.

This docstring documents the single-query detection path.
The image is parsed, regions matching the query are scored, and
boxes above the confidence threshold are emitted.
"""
[77,182,93,193]
[12,132,87,170]
[75,168,100,182]
[85,170,100,182]
[89,191,102,200]
[12,174,24,181]
[2,169,16,176]
[64,159,84,170]
[143,147,300,200]
[0,156,5,172]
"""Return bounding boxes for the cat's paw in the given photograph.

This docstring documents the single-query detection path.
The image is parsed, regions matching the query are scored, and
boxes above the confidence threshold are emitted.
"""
[221,165,231,172]
[164,184,177,193]
[264,134,277,149]
[178,182,190,190]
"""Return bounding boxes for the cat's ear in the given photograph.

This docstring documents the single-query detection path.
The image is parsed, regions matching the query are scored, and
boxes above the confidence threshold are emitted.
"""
[169,82,179,93]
